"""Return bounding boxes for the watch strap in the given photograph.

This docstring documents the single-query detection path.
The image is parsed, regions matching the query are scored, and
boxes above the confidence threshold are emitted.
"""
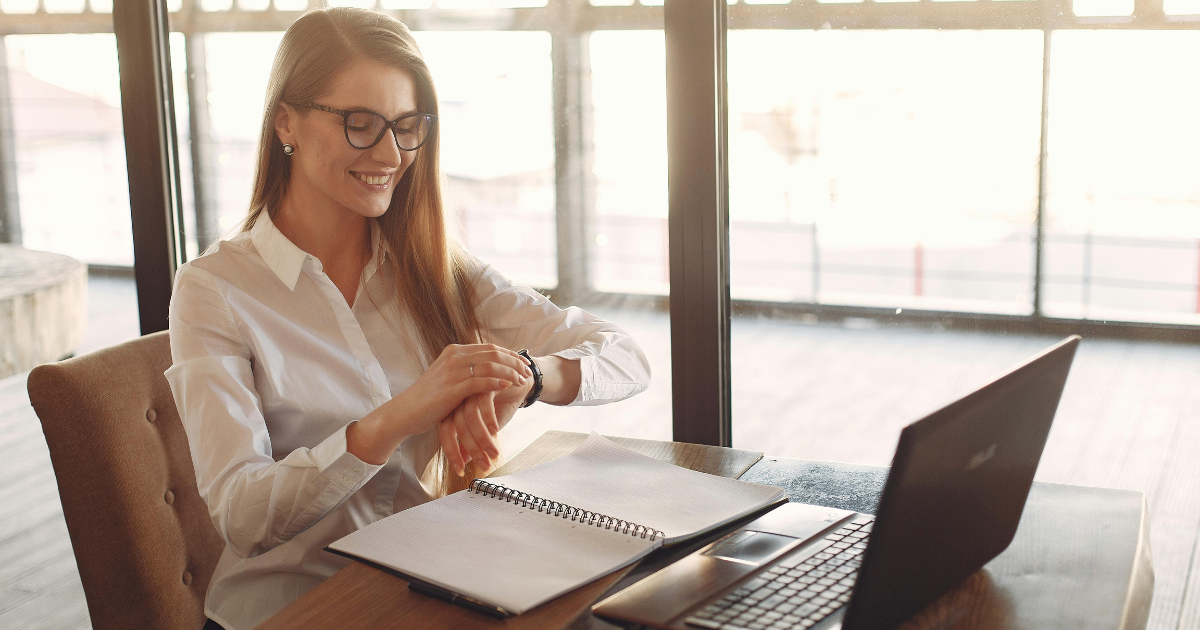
[517,349,543,408]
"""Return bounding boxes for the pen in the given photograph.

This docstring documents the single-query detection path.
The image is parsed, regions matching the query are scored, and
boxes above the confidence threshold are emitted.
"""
[408,580,514,619]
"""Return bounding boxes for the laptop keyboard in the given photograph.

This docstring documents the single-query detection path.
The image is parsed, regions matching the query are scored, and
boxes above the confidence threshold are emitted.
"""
[684,517,874,630]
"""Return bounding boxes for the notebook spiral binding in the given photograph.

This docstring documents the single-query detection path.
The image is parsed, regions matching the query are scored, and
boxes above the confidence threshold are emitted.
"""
[469,479,664,542]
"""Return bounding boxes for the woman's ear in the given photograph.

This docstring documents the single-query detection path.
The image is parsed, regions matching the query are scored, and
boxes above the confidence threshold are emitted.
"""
[273,102,295,148]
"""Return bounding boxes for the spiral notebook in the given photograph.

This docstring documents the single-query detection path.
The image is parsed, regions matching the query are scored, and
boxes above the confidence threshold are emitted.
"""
[327,433,786,616]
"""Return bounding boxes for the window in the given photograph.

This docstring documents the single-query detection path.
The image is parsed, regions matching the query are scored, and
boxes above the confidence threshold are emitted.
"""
[728,29,1043,315]
[5,34,132,265]
[2,32,143,352]
[1043,30,1200,325]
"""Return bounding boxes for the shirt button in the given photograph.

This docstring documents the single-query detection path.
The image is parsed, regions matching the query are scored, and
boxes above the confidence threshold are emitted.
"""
[353,468,362,474]
[343,475,352,484]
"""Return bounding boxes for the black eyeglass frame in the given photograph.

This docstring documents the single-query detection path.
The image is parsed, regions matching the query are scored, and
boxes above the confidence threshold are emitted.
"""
[288,102,438,151]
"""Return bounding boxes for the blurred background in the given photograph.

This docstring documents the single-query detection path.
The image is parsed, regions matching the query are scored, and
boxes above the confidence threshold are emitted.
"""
[7,21,1200,319]
[2,0,1200,627]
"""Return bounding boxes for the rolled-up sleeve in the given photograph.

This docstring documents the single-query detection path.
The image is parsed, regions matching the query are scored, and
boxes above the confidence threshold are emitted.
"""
[165,264,382,558]
[470,261,650,406]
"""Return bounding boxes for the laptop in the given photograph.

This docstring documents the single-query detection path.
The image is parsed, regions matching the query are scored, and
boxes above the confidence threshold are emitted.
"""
[592,335,1080,630]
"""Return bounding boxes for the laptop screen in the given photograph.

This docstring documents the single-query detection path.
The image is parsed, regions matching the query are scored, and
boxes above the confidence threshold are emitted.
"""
[841,336,1079,630]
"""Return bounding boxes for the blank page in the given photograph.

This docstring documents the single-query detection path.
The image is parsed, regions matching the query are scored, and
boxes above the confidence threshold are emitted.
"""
[486,433,784,543]
[328,489,658,614]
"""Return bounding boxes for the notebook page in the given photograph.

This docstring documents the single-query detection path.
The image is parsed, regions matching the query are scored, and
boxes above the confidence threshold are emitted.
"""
[328,488,658,614]
[485,433,784,543]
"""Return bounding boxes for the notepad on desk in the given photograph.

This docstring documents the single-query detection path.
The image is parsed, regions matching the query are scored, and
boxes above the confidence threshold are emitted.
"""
[326,433,786,616]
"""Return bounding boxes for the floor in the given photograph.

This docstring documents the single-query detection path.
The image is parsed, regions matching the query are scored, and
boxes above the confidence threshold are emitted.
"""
[3,274,1200,629]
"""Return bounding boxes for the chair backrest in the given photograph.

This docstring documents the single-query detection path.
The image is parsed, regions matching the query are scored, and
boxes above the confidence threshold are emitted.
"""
[28,331,224,630]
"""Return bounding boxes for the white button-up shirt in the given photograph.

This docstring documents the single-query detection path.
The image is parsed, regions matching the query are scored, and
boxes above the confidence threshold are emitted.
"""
[165,213,650,630]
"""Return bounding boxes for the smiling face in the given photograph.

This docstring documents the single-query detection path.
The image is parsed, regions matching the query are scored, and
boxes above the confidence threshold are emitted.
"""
[274,56,421,221]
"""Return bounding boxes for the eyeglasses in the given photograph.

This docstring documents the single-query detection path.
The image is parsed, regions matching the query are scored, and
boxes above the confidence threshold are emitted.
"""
[289,102,437,151]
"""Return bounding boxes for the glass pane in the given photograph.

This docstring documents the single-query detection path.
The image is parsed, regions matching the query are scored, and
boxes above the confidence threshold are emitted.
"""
[415,31,557,289]
[728,29,1045,458]
[590,30,668,296]
[43,0,85,14]
[1073,0,1134,15]
[197,31,284,245]
[6,34,132,266]
[1,35,142,353]
[1044,31,1200,325]
[1165,0,1200,13]
[728,29,1042,316]
[499,28,673,450]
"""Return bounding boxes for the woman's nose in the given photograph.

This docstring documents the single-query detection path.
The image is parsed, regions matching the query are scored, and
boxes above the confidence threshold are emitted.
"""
[369,129,403,166]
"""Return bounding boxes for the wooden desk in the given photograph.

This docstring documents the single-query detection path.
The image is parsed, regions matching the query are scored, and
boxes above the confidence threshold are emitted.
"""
[257,432,1153,630]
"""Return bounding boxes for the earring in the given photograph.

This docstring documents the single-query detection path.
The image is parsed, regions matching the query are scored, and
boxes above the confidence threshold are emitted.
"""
[282,143,294,156]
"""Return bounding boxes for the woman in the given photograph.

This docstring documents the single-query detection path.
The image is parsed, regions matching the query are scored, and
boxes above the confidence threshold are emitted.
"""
[165,8,650,630]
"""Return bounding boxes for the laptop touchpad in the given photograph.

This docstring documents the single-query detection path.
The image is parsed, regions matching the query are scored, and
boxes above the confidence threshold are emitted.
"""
[704,531,797,566]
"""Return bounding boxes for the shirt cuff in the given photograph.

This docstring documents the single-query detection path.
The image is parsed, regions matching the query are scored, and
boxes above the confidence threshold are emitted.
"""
[310,423,384,492]
[549,350,594,405]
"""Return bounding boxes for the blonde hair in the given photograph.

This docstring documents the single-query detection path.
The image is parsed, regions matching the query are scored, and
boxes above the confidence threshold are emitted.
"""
[245,7,482,493]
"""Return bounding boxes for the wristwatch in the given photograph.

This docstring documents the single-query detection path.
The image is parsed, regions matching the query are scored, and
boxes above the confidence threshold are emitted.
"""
[516,349,543,408]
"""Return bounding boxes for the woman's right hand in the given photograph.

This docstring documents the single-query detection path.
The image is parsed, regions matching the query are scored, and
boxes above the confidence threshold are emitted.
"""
[347,344,533,465]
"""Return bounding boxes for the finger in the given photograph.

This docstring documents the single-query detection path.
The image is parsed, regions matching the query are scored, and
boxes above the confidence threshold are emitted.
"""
[438,418,462,477]
[436,344,517,371]
[467,349,533,379]
[449,343,523,362]
[461,396,496,467]
[454,404,484,471]
[480,390,501,433]
[466,361,528,388]
[453,404,472,467]
[454,377,513,401]
[466,395,501,462]
[438,417,465,477]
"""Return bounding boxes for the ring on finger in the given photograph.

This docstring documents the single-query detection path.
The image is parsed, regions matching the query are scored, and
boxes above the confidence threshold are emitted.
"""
[469,362,475,377]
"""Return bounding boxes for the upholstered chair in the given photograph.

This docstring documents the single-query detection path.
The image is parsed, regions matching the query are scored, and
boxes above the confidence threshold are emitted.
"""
[28,331,223,630]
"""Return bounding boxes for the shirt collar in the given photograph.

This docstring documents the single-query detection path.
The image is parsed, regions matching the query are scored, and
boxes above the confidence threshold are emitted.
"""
[250,211,389,292]
[362,219,389,287]
[250,212,308,291]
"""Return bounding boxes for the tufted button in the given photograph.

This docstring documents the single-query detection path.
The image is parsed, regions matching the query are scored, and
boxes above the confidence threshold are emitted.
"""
[182,571,192,586]
[164,490,175,505]
[146,408,157,422]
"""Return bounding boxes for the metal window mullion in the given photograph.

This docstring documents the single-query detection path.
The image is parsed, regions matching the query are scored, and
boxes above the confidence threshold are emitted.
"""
[1033,27,1052,318]
[665,0,731,447]
[114,0,187,334]
[185,30,219,253]
[551,0,595,307]
[0,38,20,245]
